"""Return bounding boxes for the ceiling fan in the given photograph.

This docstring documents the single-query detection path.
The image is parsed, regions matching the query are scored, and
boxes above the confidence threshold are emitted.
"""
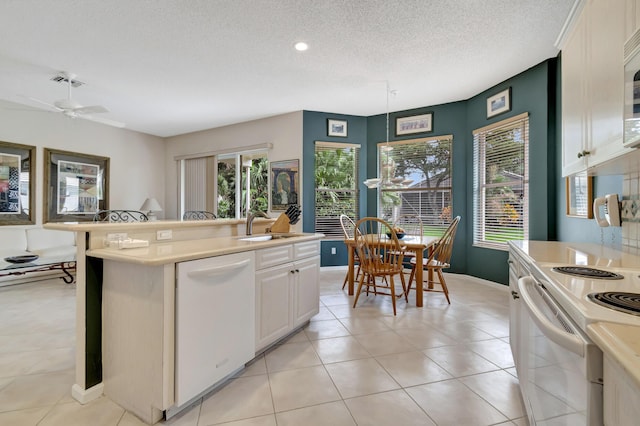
[27,72,125,128]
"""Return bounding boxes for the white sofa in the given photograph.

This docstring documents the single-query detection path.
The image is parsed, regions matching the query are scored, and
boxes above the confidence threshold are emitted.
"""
[0,228,76,286]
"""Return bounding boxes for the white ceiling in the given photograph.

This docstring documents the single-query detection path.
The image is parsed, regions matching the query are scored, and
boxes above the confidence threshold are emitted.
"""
[0,0,576,138]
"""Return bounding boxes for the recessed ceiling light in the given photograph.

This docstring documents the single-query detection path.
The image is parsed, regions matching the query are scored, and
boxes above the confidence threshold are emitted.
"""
[294,42,308,51]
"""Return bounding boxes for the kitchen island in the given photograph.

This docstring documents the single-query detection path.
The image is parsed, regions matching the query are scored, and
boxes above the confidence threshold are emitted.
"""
[45,219,323,424]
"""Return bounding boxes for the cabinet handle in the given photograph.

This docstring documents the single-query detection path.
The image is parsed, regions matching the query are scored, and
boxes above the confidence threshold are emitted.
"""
[295,269,299,273]
[577,150,591,158]
[290,270,295,274]
[511,290,520,300]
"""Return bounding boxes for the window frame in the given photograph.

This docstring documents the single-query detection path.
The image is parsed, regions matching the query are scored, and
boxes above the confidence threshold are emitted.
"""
[472,112,529,250]
[314,141,360,239]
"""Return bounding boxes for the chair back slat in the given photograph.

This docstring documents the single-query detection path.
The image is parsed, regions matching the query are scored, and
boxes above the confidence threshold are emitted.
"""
[93,210,149,222]
[393,214,424,237]
[429,216,460,267]
[355,217,405,276]
[183,210,216,220]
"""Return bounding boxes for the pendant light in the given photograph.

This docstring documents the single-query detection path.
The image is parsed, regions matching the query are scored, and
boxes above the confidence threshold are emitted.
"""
[364,82,413,189]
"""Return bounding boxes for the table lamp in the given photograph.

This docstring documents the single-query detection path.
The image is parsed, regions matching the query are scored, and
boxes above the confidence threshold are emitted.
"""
[140,197,162,221]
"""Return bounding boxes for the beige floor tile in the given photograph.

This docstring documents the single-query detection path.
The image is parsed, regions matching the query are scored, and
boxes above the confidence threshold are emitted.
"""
[0,370,74,412]
[459,370,527,419]
[326,304,383,319]
[279,328,309,344]
[311,336,371,364]
[213,414,277,426]
[467,319,510,338]
[303,319,351,340]
[394,326,458,349]
[320,293,352,306]
[436,321,496,343]
[119,411,151,425]
[264,341,322,372]
[352,330,418,356]
[344,389,436,426]
[38,396,125,426]
[0,406,50,425]
[407,379,509,426]
[466,338,515,368]
[337,317,391,335]
[512,415,530,425]
[275,400,356,426]
[375,350,452,387]
[236,355,267,377]
[310,306,337,321]
[198,375,273,425]
[269,365,341,412]
[423,345,501,377]
[324,358,400,399]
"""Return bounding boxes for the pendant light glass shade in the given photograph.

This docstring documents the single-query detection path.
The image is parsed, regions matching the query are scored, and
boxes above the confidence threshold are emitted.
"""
[364,82,412,189]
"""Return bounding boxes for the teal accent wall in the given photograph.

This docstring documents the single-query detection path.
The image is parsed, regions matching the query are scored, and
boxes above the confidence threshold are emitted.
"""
[302,59,561,284]
[302,111,368,266]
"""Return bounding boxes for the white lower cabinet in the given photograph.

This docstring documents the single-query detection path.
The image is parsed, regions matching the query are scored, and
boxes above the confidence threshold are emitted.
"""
[255,241,320,352]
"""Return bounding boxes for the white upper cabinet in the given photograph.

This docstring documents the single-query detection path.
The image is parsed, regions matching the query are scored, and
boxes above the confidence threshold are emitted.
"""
[562,0,633,176]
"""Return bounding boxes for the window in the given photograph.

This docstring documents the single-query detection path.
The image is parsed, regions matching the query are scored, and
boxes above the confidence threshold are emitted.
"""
[378,136,453,236]
[473,113,529,250]
[315,141,360,238]
[179,148,269,219]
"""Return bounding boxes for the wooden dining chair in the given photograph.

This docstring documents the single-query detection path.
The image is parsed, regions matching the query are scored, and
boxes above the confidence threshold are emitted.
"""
[406,216,460,304]
[353,217,408,316]
[390,214,424,266]
[340,214,361,290]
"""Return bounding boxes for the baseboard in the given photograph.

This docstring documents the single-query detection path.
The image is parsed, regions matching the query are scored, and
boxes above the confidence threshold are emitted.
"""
[71,382,104,404]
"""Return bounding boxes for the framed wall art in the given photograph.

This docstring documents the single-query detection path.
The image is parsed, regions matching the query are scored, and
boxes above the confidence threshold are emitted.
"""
[566,172,593,218]
[43,148,110,223]
[487,87,511,118]
[395,113,433,136]
[0,140,35,225]
[270,159,299,211]
[327,119,348,137]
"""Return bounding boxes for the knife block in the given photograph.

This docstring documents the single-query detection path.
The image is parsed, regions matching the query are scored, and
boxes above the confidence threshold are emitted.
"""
[270,212,291,233]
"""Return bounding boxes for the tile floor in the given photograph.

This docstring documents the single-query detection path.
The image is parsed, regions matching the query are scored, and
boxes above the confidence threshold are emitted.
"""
[0,267,529,426]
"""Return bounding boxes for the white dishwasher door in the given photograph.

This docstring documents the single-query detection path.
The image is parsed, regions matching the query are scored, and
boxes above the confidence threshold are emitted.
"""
[175,251,255,406]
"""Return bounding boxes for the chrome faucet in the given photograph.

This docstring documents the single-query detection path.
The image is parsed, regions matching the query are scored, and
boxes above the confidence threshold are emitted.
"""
[246,210,269,235]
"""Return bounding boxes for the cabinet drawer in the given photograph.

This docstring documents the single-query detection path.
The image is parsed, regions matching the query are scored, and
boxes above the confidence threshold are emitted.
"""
[294,240,319,259]
[255,244,294,270]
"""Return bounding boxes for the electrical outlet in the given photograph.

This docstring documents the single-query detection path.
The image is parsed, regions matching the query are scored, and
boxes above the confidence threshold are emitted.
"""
[157,230,172,240]
[331,247,336,255]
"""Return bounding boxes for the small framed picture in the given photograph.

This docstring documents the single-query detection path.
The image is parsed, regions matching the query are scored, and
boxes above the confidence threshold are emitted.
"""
[395,113,433,136]
[487,87,511,118]
[327,119,348,137]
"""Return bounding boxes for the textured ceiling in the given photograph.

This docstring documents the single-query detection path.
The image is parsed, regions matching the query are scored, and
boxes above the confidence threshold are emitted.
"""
[0,0,576,137]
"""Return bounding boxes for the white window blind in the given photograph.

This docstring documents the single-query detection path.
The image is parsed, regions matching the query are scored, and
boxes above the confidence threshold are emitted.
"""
[315,141,360,238]
[378,136,453,235]
[473,113,529,250]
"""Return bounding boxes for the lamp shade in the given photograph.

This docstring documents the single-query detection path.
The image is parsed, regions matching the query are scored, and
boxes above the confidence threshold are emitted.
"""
[140,198,162,212]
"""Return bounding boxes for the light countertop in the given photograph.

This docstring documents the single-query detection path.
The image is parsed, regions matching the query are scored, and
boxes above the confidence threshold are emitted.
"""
[86,233,323,265]
[588,322,640,389]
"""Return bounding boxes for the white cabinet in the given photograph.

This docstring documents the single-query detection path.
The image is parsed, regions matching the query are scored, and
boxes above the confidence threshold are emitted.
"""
[255,240,320,352]
[175,251,255,406]
[625,0,640,41]
[603,354,640,426]
[561,0,632,176]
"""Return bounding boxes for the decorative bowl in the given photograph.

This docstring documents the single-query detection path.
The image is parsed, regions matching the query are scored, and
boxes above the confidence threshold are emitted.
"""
[386,232,405,240]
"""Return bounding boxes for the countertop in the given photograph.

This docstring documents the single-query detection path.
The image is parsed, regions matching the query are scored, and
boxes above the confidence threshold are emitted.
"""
[509,240,640,268]
[86,233,323,265]
[44,218,270,232]
[588,322,640,389]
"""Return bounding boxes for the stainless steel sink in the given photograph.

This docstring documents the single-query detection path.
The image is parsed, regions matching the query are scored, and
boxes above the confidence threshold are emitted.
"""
[238,235,273,242]
[237,233,305,242]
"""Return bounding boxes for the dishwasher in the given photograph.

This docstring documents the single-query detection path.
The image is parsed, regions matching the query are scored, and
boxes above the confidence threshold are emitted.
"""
[174,251,255,407]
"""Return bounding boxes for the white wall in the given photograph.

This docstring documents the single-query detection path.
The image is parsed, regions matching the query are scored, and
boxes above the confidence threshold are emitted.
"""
[164,111,303,220]
[0,100,166,225]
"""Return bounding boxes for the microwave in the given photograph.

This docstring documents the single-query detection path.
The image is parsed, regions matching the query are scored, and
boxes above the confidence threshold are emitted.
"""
[624,29,640,147]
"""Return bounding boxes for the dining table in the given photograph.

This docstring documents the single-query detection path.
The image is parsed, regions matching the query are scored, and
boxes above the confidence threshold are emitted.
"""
[344,234,439,307]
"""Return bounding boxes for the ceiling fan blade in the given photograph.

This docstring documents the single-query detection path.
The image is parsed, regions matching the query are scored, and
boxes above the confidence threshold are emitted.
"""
[79,114,125,128]
[74,105,109,115]
[26,96,63,111]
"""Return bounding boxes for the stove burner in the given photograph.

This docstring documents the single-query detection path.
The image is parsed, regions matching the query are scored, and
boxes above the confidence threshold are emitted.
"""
[588,292,640,316]
[552,266,624,280]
